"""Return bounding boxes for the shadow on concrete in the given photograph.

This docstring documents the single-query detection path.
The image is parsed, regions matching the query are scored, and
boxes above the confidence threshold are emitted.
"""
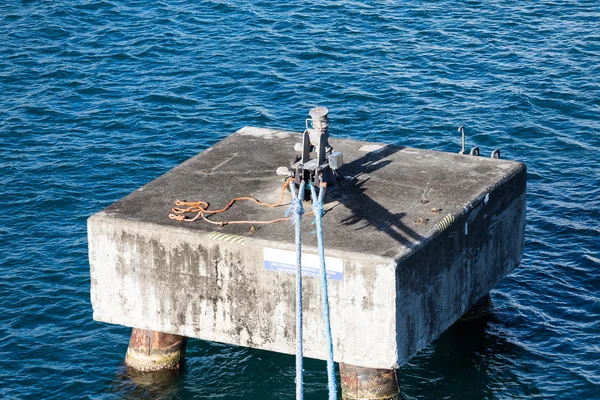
[329,145,424,247]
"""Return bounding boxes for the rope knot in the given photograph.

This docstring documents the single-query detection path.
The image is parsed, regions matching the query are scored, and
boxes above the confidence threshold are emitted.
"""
[308,181,326,219]
[287,196,304,225]
[312,200,324,218]
[287,180,306,226]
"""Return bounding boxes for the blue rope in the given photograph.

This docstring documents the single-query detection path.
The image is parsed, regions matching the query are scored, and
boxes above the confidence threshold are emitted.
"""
[310,182,337,400]
[288,180,305,400]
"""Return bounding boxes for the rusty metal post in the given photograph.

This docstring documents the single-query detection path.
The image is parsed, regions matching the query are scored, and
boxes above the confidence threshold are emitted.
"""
[459,293,493,322]
[340,363,401,400]
[125,328,188,372]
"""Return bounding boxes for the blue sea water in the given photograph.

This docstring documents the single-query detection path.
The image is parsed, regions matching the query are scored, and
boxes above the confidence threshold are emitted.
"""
[1,1,599,398]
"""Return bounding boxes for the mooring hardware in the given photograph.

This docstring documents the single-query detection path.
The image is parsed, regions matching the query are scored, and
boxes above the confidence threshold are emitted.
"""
[458,126,466,154]
[457,125,501,159]
[279,107,343,193]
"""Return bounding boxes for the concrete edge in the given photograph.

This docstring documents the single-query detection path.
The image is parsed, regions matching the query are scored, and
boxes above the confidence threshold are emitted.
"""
[87,212,396,267]
[393,161,526,265]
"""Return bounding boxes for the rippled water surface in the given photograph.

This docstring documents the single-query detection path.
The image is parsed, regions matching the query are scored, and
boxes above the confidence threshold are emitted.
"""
[1,1,599,399]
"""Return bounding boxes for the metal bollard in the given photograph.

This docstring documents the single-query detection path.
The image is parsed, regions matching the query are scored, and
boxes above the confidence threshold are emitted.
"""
[340,363,401,400]
[125,328,188,372]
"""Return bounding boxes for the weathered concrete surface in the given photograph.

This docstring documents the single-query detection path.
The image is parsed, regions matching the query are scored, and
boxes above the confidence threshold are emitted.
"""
[88,126,526,369]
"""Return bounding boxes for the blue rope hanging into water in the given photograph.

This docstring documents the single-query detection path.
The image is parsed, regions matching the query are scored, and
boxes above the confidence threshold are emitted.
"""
[287,180,305,400]
[310,182,338,400]
[289,180,336,400]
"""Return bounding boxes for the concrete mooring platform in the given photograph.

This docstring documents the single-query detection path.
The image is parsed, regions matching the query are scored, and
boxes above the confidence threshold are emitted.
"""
[89,126,525,384]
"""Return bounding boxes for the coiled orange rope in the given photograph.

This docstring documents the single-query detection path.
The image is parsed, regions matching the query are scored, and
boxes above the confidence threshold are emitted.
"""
[168,177,322,227]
